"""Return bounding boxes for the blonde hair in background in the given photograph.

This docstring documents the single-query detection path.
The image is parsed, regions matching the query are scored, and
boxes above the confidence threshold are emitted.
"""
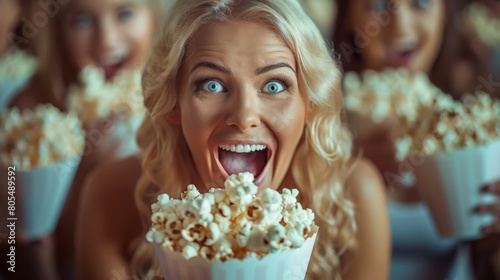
[20,0,168,111]
[299,0,337,38]
[133,0,356,279]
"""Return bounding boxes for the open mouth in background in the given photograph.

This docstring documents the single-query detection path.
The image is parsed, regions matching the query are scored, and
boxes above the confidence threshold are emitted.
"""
[386,39,419,68]
[99,56,130,80]
[215,144,271,184]
[97,51,130,80]
[386,49,416,68]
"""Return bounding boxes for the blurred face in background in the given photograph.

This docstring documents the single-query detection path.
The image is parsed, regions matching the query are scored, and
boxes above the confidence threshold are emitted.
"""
[62,0,155,80]
[0,0,21,56]
[347,0,446,73]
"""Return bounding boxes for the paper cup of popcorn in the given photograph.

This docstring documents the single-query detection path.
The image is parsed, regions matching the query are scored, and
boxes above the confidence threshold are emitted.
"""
[0,104,85,240]
[153,233,318,280]
[67,66,145,127]
[343,69,439,139]
[395,93,500,239]
[18,156,81,240]
[67,66,145,157]
[413,140,500,239]
[108,113,143,158]
[0,77,29,109]
[147,173,319,280]
[0,51,37,110]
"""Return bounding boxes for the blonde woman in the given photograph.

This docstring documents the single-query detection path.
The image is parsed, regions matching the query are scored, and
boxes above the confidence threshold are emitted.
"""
[78,0,390,279]
[7,0,167,279]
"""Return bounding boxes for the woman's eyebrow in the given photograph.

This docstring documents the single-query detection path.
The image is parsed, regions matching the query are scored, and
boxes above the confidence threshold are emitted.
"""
[189,61,296,75]
[190,61,231,74]
[255,62,296,75]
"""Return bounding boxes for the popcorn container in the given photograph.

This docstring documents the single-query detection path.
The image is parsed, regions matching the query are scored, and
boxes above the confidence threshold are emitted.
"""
[18,156,81,241]
[414,140,500,240]
[0,76,30,110]
[153,233,318,280]
[110,115,143,158]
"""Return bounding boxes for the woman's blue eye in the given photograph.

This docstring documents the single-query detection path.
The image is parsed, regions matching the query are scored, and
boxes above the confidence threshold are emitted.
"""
[202,80,224,93]
[118,9,134,21]
[415,0,430,9]
[263,81,285,94]
[73,14,92,27]
[373,0,389,11]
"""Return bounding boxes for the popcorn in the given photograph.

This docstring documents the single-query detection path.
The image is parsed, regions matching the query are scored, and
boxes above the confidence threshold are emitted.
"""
[0,51,37,81]
[463,3,500,48]
[266,224,290,253]
[146,172,317,261]
[66,66,146,125]
[394,92,500,160]
[0,104,85,171]
[343,69,440,123]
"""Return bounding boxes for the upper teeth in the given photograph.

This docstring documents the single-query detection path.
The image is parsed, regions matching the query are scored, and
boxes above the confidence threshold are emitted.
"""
[396,39,417,52]
[219,144,267,153]
[100,55,126,66]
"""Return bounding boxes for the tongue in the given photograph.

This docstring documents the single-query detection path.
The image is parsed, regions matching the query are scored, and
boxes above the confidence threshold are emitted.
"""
[102,63,124,80]
[219,149,267,177]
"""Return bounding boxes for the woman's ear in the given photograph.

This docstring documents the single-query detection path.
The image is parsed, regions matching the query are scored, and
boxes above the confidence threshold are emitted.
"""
[166,104,181,124]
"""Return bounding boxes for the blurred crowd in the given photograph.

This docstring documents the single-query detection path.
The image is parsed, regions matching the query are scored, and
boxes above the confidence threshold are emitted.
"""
[0,0,499,279]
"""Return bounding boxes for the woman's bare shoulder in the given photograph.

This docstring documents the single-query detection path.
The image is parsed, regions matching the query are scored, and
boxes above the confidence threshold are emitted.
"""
[346,158,386,197]
[83,155,142,209]
[342,158,389,280]
[79,155,143,241]
[77,156,143,279]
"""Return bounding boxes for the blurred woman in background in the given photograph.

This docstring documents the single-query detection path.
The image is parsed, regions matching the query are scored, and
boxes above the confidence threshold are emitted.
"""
[332,0,500,279]
[6,0,167,279]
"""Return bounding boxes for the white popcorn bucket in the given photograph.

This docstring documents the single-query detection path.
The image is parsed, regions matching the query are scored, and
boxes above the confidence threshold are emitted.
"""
[85,114,142,160]
[109,115,143,158]
[154,233,318,280]
[18,156,81,241]
[0,76,30,110]
[414,140,500,240]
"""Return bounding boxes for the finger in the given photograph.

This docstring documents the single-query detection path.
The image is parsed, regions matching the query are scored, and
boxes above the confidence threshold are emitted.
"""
[474,203,500,215]
[481,218,500,235]
[482,181,500,196]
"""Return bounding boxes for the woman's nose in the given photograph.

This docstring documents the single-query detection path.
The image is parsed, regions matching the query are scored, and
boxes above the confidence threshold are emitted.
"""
[225,86,262,132]
[95,18,121,57]
[389,4,415,40]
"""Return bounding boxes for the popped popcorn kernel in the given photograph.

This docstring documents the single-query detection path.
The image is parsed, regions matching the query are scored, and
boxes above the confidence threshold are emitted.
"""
[0,104,85,170]
[344,69,440,124]
[146,172,317,261]
[0,51,37,80]
[66,66,146,125]
[394,92,500,160]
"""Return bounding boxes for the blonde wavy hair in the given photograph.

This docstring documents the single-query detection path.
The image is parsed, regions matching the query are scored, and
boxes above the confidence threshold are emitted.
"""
[133,0,356,279]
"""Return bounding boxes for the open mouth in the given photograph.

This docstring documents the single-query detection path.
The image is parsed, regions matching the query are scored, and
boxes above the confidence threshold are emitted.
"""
[387,49,416,68]
[215,144,271,183]
[386,39,418,68]
[100,57,129,80]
